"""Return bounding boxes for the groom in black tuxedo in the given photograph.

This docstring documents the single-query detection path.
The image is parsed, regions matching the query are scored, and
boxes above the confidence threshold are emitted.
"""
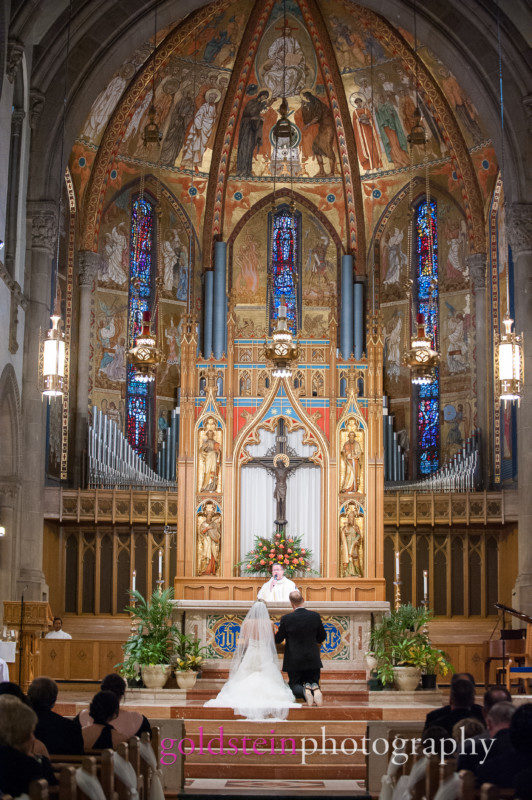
[274,590,327,706]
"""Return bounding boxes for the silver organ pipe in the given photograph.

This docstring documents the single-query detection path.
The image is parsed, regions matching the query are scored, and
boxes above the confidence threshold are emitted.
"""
[387,429,482,493]
[88,406,176,489]
[156,405,180,482]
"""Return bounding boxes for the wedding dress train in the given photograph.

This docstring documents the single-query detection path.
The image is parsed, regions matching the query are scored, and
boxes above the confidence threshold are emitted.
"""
[204,601,298,720]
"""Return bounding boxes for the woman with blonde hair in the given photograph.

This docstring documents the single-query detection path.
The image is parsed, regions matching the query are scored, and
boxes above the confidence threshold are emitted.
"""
[0,695,56,795]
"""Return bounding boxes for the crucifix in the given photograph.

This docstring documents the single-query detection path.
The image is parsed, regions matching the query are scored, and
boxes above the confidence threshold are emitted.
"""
[246,418,316,531]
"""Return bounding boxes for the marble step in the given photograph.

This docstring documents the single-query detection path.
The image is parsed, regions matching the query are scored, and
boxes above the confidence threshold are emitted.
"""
[186,747,366,765]
[171,705,382,721]
[184,720,371,737]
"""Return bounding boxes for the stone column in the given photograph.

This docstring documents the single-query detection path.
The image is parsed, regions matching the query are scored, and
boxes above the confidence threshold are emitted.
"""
[467,253,489,488]
[74,251,99,487]
[5,109,25,278]
[19,201,57,600]
[506,203,532,615]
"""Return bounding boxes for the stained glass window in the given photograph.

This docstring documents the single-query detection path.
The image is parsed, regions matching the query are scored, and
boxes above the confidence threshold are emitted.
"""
[415,199,440,475]
[126,195,156,461]
[269,207,301,334]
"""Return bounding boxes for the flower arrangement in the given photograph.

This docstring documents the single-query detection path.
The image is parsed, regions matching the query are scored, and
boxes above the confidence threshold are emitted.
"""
[237,531,314,577]
[174,632,207,672]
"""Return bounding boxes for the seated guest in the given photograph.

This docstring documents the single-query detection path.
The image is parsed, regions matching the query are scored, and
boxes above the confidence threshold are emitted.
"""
[424,672,482,730]
[45,617,72,640]
[424,678,484,734]
[456,686,512,772]
[476,701,532,789]
[82,690,129,750]
[0,695,57,796]
[452,716,486,744]
[28,676,84,755]
[78,673,151,737]
[0,682,50,757]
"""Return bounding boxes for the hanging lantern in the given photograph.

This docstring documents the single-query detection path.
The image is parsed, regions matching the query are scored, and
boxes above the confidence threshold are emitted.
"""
[272,97,297,147]
[404,313,439,385]
[41,311,66,398]
[495,317,524,405]
[407,107,427,147]
[142,104,162,147]
[127,310,161,382]
[264,300,299,379]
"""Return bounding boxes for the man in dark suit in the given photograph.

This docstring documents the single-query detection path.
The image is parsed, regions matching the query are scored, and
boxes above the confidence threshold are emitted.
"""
[28,677,84,755]
[274,590,326,706]
[423,678,484,734]
[424,672,483,730]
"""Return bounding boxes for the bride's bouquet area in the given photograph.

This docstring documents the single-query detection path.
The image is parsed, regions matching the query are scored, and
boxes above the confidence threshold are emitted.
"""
[238,531,314,577]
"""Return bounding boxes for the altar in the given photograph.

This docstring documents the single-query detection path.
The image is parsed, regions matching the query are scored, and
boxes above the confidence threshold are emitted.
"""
[172,599,389,671]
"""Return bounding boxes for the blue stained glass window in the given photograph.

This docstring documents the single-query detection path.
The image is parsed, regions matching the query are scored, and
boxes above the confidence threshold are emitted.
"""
[415,199,439,476]
[269,208,300,334]
[126,195,156,461]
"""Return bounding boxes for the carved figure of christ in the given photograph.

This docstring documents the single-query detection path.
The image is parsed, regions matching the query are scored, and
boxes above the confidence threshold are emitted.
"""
[245,418,316,531]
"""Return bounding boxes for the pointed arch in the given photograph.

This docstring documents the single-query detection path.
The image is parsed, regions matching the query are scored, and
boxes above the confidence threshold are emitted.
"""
[0,365,21,479]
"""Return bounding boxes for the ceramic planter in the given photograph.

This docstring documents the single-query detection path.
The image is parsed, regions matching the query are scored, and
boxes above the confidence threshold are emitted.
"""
[140,664,171,689]
[393,666,421,691]
[175,669,198,689]
[366,655,378,672]
[421,673,437,690]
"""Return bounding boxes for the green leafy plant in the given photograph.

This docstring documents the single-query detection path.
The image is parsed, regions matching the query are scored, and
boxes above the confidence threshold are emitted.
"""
[116,587,179,675]
[237,530,315,577]
[174,632,208,672]
[367,604,453,686]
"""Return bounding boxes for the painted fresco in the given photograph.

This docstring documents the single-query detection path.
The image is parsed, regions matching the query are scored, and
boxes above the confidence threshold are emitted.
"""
[93,291,128,391]
[232,212,268,305]
[381,301,410,399]
[302,214,337,306]
[440,394,474,463]
[440,291,473,386]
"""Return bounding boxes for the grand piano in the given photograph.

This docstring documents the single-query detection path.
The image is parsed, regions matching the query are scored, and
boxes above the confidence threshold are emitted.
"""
[484,602,532,690]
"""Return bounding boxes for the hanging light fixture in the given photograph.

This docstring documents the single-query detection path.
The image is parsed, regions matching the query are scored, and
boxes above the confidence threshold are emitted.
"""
[142,3,162,147]
[127,309,161,382]
[404,312,439,385]
[493,3,524,406]
[40,0,72,400]
[264,297,299,378]
[495,317,523,405]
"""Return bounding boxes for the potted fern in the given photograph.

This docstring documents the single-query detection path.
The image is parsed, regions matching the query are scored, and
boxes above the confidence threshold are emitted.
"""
[174,632,207,689]
[119,588,179,690]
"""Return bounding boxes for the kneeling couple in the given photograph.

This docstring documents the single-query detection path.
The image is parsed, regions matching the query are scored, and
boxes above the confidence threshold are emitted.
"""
[205,591,326,720]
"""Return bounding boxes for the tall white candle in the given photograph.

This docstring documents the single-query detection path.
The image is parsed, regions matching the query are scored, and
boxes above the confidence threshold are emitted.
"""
[423,569,428,599]
[132,570,136,593]
[395,551,400,580]
[158,549,163,579]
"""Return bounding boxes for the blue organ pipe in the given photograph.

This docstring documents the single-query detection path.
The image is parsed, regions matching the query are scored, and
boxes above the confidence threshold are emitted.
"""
[340,255,354,358]
[393,432,399,481]
[383,415,388,480]
[213,241,227,359]
[165,423,172,480]
[387,416,394,481]
[353,281,364,360]
[204,270,214,358]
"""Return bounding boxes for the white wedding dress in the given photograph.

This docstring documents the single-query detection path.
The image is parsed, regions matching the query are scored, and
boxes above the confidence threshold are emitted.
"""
[204,601,298,720]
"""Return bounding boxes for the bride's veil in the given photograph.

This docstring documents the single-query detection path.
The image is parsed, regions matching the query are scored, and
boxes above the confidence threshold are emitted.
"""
[229,600,277,677]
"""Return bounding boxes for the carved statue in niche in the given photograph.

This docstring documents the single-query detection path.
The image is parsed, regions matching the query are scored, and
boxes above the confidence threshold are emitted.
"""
[339,419,364,494]
[196,500,222,576]
[198,416,223,493]
[339,502,364,578]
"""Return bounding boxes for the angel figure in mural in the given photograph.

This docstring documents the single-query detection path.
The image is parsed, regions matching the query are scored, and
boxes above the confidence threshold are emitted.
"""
[99,337,127,384]
[102,223,128,285]
[383,227,408,286]
[444,302,469,374]
[160,86,196,166]
[383,311,402,381]
[101,399,124,429]
[235,234,260,299]
[339,505,363,578]
[444,219,468,283]
[161,230,187,296]
[262,21,307,99]
[374,90,410,167]
[198,417,222,493]
[339,427,363,493]
[196,501,222,576]
[82,63,133,141]
[181,88,221,172]
[304,228,334,300]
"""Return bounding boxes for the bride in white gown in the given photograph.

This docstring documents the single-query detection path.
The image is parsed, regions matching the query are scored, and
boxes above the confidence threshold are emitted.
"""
[204,600,298,720]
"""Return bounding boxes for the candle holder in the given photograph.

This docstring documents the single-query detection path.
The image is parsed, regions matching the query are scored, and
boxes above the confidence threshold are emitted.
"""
[393,580,402,611]
[129,598,138,635]
[422,595,430,638]
[156,578,164,592]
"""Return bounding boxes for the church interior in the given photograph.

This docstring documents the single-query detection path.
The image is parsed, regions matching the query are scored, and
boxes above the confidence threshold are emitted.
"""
[0,0,531,796]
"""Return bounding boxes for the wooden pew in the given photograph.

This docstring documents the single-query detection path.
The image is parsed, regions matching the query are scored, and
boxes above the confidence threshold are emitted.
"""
[28,780,49,800]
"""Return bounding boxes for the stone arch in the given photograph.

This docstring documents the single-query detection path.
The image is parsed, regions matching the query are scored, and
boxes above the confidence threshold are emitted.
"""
[0,365,21,480]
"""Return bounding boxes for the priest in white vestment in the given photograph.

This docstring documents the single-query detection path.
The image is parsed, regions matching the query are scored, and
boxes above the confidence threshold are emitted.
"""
[45,617,72,640]
[257,564,297,602]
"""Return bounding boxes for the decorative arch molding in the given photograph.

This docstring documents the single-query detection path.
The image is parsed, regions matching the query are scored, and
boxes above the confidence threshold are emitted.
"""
[369,176,470,306]
[0,364,22,480]
[343,2,485,252]
[79,1,235,252]
[203,0,365,266]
